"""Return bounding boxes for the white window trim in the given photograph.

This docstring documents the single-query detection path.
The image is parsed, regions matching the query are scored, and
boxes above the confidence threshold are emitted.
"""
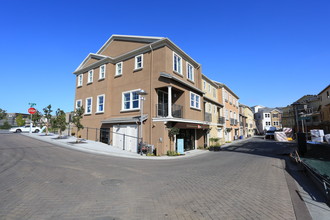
[190,92,200,110]
[186,62,194,82]
[99,65,106,80]
[115,62,123,76]
[134,54,143,70]
[173,52,182,75]
[96,94,105,113]
[121,89,141,111]
[77,74,83,87]
[87,70,94,84]
[85,97,93,114]
[75,99,82,109]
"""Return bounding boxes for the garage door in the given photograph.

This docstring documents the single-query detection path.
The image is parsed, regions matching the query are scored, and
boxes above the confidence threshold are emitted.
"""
[113,125,138,153]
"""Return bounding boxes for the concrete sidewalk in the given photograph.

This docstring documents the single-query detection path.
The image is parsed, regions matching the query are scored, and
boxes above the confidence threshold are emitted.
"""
[22,133,211,160]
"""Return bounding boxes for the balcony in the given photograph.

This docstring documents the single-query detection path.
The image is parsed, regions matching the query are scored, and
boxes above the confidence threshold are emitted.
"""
[204,112,212,122]
[156,103,183,118]
[230,118,235,125]
[218,116,225,124]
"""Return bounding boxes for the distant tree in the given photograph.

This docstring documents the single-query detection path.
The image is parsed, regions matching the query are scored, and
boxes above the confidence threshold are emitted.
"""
[72,106,84,142]
[32,110,42,126]
[0,108,7,120]
[1,121,11,129]
[54,108,67,138]
[16,114,26,127]
[43,105,53,135]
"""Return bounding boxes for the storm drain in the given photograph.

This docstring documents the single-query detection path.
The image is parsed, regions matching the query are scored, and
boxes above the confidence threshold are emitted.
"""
[101,179,123,186]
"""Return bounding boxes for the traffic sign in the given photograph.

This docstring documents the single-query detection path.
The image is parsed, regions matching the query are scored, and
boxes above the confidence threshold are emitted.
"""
[28,107,37,114]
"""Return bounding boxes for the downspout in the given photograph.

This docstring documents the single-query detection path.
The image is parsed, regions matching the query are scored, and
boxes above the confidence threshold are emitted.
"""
[149,44,153,151]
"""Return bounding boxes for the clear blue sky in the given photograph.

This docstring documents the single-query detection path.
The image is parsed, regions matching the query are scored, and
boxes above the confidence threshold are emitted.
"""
[1,0,329,114]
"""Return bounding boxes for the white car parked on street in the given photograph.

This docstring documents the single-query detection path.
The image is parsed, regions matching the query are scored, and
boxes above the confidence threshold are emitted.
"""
[9,125,41,133]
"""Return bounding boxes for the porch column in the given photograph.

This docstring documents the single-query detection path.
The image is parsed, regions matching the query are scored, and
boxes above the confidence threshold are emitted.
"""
[167,86,172,118]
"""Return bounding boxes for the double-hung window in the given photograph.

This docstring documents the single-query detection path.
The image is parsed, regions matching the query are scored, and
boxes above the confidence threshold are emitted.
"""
[135,55,143,70]
[88,70,93,84]
[75,99,82,109]
[187,63,194,81]
[77,74,83,87]
[99,65,106,79]
[122,90,140,111]
[116,62,123,76]
[190,92,200,109]
[173,52,182,74]
[97,94,105,113]
[85,97,92,114]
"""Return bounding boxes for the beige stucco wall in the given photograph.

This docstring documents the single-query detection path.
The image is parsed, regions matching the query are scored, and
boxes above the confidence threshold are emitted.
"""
[74,39,207,154]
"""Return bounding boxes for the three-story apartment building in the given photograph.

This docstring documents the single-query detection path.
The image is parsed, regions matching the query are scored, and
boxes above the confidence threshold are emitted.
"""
[73,35,210,155]
[214,82,240,141]
[202,74,224,145]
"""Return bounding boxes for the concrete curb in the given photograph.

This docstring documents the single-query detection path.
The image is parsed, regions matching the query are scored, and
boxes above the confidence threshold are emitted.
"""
[21,133,210,160]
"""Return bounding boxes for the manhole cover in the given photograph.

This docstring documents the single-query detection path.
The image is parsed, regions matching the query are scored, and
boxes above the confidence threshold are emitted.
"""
[101,179,123,186]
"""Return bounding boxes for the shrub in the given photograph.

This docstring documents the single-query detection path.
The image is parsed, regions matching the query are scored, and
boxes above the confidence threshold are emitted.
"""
[167,150,180,156]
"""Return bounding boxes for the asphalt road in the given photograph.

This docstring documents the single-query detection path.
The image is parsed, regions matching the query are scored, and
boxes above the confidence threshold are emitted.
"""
[0,134,308,219]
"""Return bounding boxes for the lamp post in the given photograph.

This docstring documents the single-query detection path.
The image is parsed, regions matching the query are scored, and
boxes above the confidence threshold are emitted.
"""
[136,89,148,154]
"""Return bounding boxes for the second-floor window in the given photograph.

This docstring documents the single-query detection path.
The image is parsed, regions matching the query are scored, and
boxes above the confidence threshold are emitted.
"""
[97,94,105,113]
[173,53,182,74]
[116,62,123,76]
[99,65,106,79]
[187,63,194,81]
[77,74,83,87]
[135,55,143,70]
[190,92,200,109]
[75,99,82,109]
[213,88,216,98]
[85,97,92,114]
[265,113,270,118]
[273,114,278,118]
[88,70,93,84]
[122,90,140,111]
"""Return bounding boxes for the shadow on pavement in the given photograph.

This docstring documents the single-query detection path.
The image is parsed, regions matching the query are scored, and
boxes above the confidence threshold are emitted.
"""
[222,137,330,213]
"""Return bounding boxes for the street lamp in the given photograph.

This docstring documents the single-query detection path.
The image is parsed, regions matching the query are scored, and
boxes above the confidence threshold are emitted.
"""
[136,89,148,154]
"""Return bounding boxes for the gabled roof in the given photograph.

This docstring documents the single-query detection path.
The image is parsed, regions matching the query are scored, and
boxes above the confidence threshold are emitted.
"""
[318,84,330,95]
[212,80,239,99]
[73,34,202,75]
[202,74,219,88]
[97,35,164,54]
[74,53,108,72]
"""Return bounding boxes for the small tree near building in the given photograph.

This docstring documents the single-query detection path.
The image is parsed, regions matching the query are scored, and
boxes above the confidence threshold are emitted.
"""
[16,114,26,127]
[43,105,53,135]
[32,110,42,127]
[54,108,67,138]
[72,106,84,142]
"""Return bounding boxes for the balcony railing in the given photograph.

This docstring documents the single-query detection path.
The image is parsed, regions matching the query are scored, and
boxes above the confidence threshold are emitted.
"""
[204,112,212,122]
[218,116,225,124]
[230,118,235,125]
[156,104,183,118]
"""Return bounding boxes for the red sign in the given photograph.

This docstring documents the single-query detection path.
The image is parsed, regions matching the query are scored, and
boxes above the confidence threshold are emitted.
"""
[28,107,36,114]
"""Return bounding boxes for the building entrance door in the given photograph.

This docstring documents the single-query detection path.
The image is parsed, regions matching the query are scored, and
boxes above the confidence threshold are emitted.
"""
[176,129,195,151]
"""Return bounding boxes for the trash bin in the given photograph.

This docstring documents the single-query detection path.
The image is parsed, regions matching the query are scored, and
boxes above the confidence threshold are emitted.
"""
[239,135,243,139]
